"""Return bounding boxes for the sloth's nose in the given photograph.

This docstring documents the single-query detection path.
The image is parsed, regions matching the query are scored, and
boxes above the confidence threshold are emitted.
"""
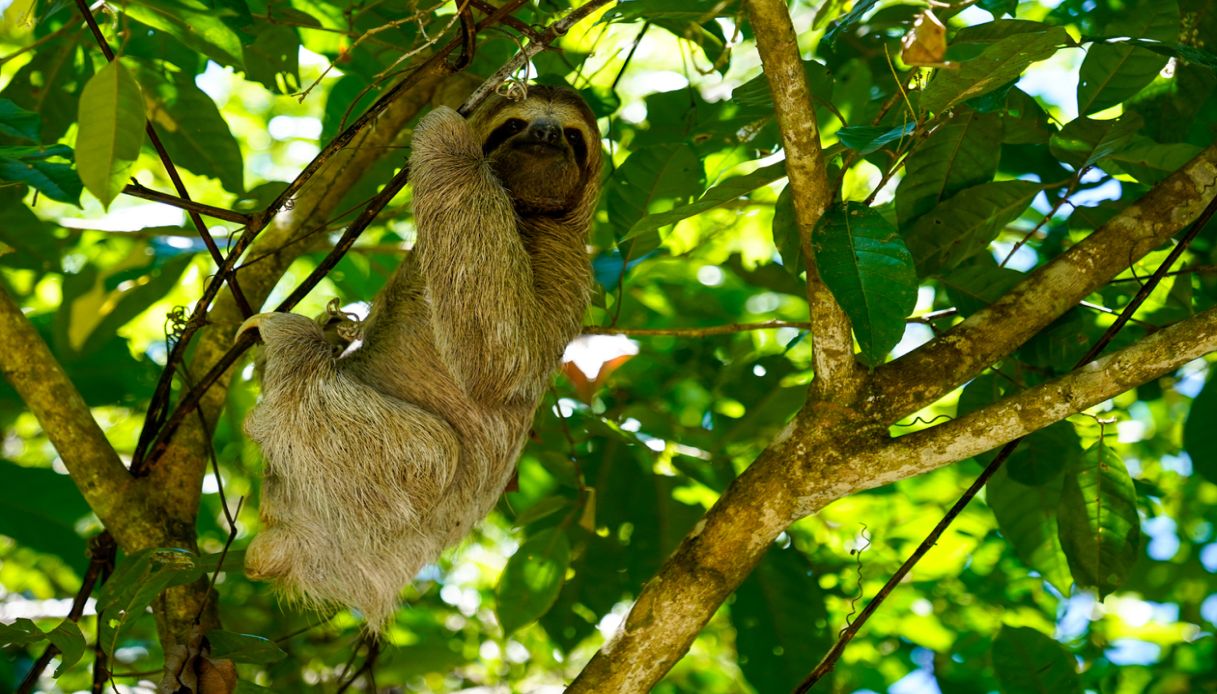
[527,118,562,145]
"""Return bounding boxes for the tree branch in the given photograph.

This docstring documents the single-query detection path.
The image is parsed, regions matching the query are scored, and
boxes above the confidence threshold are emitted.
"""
[863,306,1217,490]
[122,183,253,225]
[743,0,862,401]
[0,290,164,550]
[870,145,1217,422]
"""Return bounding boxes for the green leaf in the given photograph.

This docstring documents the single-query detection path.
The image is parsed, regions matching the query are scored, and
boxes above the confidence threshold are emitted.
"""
[205,630,288,664]
[896,109,1003,227]
[836,122,915,154]
[922,26,1071,114]
[96,547,204,657]
[0,188,60,269]
[0,154,83,205]
[1007,422,1081,486]
[823,0,879,46]
[904,180,1041,275]
[1058,441,1141,597]
[47,620,86,677]
[987,466,1072,594]
[625,160,785,240]
[732,546,832,692]
[1077,0,1179,115]
[243,25,301,94]
[606,143,704,258]
[814,202,918,366]
[76,59,145,209]
[1049,114,1141,169]
[0,461,90,570]
[495,527,571,635]
[0,617,47,646]
[941,262,1024,316]
[0,98,39,140]
[144,72,244,193]
[124,0,245,70]
[1183,371,1217,485]
[978,0,1017,18]
[991,625,1082,694]
[772,183,803,277]
[4,36,93,141]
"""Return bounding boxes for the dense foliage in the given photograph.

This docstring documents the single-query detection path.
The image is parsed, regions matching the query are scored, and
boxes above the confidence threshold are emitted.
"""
[1,0,1216,692]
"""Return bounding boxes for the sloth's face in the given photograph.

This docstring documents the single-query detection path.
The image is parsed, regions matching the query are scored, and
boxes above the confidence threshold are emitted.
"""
[476,87,600,216]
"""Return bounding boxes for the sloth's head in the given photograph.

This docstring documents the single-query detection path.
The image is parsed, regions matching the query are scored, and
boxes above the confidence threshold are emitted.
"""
[472,85,602,218]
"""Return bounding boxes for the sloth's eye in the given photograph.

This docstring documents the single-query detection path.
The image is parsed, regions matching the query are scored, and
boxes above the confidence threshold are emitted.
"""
[564,129,582,145]
[505,118,527,133]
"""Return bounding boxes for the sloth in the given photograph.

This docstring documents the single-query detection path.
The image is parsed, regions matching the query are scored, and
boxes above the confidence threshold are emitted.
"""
[237,85,601,628]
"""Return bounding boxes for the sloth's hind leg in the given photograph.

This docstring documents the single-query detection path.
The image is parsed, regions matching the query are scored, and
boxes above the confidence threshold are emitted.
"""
[241,312,460,626]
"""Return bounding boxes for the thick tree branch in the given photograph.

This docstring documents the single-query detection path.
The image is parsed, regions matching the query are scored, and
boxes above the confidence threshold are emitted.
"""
[743,0,862,401]
[0,290,164,550]
[870,145,1217,421]
[863,306,1217,490]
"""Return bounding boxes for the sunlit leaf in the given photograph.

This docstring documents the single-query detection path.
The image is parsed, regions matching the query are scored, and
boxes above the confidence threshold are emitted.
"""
[75,59,145,209]
[988,466,1072,594]
[1049,114,1141,169]
[47,620,86,677]
[496,527,571,635]
[125,0,245,70]
[144,72,244,193]
[607,143,704,258]
[992,625,1082,694]
[1077,0,1179,115]
[836,122,915,154]
[922,25,1071,114]
[626,160,785,240]
[814,202,917,366]
[1058,441,1141,597]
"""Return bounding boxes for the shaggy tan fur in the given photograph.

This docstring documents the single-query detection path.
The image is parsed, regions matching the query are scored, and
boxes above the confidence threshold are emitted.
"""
[240,86,601,628]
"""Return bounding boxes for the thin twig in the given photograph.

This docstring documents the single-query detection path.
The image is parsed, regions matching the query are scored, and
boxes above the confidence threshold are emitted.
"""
[16,532,115,694]
[121,183,253,225]
[797,190,1217,692]
[583,320,810,337]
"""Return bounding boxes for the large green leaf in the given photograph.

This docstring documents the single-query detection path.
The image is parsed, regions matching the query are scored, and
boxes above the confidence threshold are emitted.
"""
[144,72,244,193]
[921,25,1071,114]
[96,548,204,657]
[1077,0,1179,115]
[987,466,1072,594]
[991,625,1082,694]
[896,109,1003,227]
[606,143,704,258]
[814,202,918,366]
[495,527,571,636]
[731,546,832,692]
[75,59,146,209]
[1183,371,1217,484]
[124,0,245,70]
[836,122,915,154]
[1058,441,1141,597]
[904,180,1041,275]
[243,25,301,94]
[0,618,85,678]
[624,160,785,240]
[0,461,91,570]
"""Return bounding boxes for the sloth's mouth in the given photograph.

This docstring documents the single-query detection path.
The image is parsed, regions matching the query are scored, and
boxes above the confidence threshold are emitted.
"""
[513,141,567,157]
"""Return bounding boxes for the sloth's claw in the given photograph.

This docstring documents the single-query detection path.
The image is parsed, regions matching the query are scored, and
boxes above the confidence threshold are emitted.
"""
[236,313,271,344]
